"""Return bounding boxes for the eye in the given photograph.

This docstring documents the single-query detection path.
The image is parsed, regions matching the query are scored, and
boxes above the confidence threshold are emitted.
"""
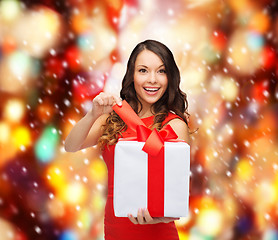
[158,69,166,74]
[139,68,147,73]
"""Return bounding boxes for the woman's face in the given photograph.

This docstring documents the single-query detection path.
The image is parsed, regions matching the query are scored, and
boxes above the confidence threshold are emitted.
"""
[133,49,168,111]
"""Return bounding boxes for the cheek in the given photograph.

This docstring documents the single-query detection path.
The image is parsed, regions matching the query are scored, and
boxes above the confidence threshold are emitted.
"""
[161,77,168,89]
[133,79,143,94]
[134,75,145,87]
[161,79,168,95]
[133,78,139,88]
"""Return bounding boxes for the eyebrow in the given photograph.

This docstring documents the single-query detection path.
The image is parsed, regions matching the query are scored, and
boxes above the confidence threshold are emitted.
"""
[136,64,165,68]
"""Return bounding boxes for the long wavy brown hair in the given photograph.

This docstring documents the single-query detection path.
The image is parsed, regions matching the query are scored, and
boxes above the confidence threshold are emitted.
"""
[98,39,190,149]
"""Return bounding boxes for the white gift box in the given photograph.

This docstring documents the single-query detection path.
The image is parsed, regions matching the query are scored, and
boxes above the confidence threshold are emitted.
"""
[113,139,190,217]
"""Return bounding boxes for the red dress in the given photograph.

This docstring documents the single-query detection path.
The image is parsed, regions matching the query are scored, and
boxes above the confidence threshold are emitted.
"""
[102,113,181,240]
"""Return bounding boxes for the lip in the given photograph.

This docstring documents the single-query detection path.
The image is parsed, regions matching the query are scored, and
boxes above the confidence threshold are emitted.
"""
[143,87,160,96]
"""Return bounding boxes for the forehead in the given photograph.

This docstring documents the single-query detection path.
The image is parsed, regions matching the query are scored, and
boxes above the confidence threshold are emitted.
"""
[135,50,164,66]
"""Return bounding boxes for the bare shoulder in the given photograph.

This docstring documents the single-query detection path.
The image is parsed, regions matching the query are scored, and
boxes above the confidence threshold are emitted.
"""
[165,118,190,143]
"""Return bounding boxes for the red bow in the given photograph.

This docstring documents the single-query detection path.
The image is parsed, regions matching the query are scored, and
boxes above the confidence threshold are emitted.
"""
[137,125,178,156]
[113,100,178,156]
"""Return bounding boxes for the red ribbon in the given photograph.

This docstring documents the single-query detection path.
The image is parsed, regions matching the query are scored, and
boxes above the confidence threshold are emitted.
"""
[113,100,179,216]
[112,100,145,132]
[113,100,178,156]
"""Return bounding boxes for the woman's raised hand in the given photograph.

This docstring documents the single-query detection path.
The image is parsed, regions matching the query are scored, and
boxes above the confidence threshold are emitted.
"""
[90,92,122,117]
[128,208,179,225]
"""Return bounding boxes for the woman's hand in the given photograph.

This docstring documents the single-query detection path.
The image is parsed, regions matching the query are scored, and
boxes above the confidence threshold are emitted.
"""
[128,208,179,225]
[90,92,122,117]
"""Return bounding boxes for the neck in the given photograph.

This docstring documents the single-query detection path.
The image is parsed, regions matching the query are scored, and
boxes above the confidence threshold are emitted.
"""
[137,103,154,118]
[138,112,154,118]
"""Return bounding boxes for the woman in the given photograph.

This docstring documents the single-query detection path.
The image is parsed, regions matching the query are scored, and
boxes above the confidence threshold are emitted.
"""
[65,39,190,240]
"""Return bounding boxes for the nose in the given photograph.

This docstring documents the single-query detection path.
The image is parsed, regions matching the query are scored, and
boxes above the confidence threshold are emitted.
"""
[148,71,157,84]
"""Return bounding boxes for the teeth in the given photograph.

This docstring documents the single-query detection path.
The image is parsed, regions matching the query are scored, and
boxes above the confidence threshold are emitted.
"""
[144,87,159,92]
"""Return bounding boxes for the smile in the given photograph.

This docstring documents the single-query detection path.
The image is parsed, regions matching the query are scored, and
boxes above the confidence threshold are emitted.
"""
[143,87,160,92]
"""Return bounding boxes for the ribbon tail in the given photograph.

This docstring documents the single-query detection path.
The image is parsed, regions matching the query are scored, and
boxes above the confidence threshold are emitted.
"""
[113,100,146,131]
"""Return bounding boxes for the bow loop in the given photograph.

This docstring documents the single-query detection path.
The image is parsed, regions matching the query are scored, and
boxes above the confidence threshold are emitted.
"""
[113,100,179,156]
[160,124,178,141]
[143,125,178,156]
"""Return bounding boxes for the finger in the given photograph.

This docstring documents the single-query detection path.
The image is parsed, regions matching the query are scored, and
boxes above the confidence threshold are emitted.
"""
[162,217,179,223]
[143,208,153,223]
[95,97,104,105]
[137,208,145,225]
[97,92,104,100]
[128,214,138,224]
[102,97,108,106]
[107,96,114,106]
[110,95,122,106]
[166,217,179,221]
[115,96,122,106]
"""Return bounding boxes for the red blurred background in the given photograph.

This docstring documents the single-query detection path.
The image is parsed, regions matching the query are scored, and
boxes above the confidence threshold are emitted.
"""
[0,0,278,239]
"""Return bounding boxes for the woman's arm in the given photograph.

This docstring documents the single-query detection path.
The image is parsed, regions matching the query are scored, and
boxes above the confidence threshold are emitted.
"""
[64,93,122,152]
[64,112,108,152]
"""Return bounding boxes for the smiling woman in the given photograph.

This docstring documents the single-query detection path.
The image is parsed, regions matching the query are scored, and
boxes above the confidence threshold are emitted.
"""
[65,39,190,240]
[119,40,190,129]
[133,50,168,117]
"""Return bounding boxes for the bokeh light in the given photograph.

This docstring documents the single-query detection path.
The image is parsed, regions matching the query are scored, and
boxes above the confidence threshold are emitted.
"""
[0,0,21,22]
[0,218,16,240]
[0,51,33,93]
[89,158,107,182]
[196,208,223,236]
[35,126,60,163]
[46,165,67,190]
[59,230,78,240]
[235,158,254,181]
[60,182,88,205]
[13,6,63,58]
[3,99,25,122]
[0,0,278,240]
[12,126,31,149]
[0,122,10,143]
[220,77,239,102]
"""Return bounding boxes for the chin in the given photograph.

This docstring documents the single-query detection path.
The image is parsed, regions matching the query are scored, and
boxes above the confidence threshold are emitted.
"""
[141,96,162,106]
